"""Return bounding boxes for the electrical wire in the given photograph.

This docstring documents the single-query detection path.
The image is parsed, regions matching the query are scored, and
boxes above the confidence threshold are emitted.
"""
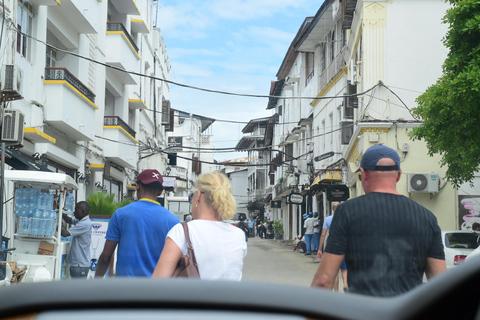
[11,23,379,102]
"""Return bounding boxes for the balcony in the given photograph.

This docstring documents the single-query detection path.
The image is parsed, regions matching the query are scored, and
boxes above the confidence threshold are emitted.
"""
[110,0,140,15]
[48,0,98,34]
[103,116,137,169]
[274,175,296,199]
[44,67,97,141]
[106,22,140,85]
[319,47,346,91]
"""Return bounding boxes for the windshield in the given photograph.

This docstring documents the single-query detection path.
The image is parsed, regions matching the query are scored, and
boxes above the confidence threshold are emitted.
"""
[445,233,479,249]
[2,0,477,316]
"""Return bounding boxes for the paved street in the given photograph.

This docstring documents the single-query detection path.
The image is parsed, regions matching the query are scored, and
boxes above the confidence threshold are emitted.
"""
[242,237,320,287]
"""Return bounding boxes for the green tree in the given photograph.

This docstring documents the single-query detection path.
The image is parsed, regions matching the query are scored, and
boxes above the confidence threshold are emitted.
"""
[411,0,480,187]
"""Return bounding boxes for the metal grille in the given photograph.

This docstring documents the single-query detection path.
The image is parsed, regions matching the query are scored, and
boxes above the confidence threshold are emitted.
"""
[107,22,139,53]
[104,116,136,138]
[45,68,96,103]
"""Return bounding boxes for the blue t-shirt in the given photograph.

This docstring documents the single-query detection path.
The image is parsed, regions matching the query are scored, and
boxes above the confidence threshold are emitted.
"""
[106,199,180,277]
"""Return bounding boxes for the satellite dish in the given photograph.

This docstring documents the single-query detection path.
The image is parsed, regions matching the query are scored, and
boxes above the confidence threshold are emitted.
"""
[410,174,428,191]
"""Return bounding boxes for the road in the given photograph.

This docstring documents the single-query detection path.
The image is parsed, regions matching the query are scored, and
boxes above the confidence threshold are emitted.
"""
[242,237,321,287]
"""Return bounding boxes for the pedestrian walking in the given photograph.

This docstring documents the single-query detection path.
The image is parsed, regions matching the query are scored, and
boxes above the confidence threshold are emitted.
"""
[248,217,254,237]
[153,171,247,280]
[255,217,262,238]
[316,202,346,292]
[313,212,320,252]
[311,144,446,297]
[303,212,315,255]
[95,169,180,278]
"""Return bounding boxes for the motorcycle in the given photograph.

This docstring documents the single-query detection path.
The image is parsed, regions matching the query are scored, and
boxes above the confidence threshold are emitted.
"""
[266,222,274,239]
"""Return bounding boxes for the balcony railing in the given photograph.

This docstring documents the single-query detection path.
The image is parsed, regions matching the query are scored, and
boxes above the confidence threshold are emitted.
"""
[45,67,96,103]
[107,22,139,53]
[104,116,136,138]
[319,46,346,90]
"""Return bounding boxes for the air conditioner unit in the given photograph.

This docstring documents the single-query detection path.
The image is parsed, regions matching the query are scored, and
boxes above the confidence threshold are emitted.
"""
[407,173,439,193]
[1,109,25,146]
[1,65,23,96]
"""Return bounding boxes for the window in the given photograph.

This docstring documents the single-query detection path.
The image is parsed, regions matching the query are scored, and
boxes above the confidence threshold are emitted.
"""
[46,48,57,68]
[17,0,33,59]
[305,52,314,85]
[320,44,326,72]
[330,31,336,62]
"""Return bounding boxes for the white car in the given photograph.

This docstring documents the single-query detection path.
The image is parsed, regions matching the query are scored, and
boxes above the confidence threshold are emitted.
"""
[442,230,480,270]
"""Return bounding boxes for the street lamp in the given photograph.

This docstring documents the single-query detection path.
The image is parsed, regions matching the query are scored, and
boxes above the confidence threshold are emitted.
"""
[165,166,171,176]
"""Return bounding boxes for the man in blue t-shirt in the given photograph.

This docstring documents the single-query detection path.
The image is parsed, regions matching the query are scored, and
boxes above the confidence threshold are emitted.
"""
[95,169,180,277]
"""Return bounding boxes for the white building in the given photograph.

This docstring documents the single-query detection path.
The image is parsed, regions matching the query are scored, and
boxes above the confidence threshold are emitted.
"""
[164,109,215,219]
[0,0,172,203]
[265,0,458,239]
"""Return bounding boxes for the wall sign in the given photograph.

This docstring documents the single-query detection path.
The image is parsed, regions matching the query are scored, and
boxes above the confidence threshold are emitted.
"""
[327,185,350,201]
[271,200,281,208]
[287,193,304,205]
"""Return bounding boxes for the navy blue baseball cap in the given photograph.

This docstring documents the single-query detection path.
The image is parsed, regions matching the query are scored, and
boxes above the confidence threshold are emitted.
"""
[356,144,400,172]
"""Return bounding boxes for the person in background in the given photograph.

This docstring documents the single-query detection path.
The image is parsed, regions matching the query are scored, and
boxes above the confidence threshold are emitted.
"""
[248,217,255,238]
[185,215,193,222]
[311,144,446,297]
[316,202,346,292]
[152,171,247,280]
[255,217,262,238]
[313,212,320,253]
[61,201,92,278]
[303,212,315,256]
[95,169,179,278]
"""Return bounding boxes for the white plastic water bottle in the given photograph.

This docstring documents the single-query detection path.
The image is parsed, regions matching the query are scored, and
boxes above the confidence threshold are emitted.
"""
[49,210,57,236]
[31,209,43,235]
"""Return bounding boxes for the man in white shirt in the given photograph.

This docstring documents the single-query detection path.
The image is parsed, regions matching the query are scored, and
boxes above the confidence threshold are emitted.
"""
[303,212,315,255]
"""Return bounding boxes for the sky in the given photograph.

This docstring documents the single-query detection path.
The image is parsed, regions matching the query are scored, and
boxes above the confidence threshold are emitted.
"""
[156,0,323,162]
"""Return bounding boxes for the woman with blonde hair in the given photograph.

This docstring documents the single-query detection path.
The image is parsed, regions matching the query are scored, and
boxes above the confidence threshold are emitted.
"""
[152,171,247,280]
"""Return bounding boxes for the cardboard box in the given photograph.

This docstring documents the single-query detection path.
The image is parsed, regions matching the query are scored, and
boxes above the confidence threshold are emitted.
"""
[0,261,17,273]
[38,241,54,255]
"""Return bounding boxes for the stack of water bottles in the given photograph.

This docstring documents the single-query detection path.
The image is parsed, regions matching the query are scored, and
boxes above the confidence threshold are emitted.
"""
[15,188,58,237]
[64,193,75,215]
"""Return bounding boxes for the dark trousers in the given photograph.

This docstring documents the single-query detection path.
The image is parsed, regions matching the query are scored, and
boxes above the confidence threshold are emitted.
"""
[70,266,89,278]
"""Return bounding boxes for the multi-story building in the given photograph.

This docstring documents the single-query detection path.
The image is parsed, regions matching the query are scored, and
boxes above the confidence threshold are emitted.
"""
[265,0,459,239]
[164,109,215,219]
[0,0,172,203]
[236,117,274,220]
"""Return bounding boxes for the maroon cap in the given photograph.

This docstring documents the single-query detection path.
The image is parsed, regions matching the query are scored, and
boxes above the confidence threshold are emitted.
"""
[136,169,163,185]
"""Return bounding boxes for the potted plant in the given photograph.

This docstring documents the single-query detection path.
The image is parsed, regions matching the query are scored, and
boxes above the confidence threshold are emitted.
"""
[87,191,132,218]
[273,219,284,240]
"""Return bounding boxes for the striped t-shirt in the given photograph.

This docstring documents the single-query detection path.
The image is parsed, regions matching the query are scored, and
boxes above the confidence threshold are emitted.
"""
[326,192,445,297]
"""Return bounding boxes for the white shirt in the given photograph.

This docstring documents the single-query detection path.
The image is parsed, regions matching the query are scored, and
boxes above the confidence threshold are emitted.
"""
[304,217,315,234]
[167,220,247,281]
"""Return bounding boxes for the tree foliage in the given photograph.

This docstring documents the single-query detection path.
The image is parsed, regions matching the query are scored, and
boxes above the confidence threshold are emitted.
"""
[411,0,480,187]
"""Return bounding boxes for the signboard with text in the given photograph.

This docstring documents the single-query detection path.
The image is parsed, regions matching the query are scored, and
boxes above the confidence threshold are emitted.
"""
[314,151,335,162]
[287,193,304,205]
[327,185,350,201]
[167,137,183,151]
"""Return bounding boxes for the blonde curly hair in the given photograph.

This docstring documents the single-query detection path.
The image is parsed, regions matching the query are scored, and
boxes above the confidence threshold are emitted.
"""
[194,171,237,220]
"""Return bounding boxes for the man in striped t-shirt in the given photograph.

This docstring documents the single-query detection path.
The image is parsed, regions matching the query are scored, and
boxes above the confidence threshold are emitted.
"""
[311,144,446,297]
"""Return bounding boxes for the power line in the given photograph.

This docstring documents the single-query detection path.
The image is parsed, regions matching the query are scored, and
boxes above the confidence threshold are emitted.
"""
[13,24,378,102]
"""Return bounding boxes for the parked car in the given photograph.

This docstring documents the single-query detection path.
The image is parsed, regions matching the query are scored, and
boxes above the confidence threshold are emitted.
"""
[223,213,247,227]
[442,230,480,270]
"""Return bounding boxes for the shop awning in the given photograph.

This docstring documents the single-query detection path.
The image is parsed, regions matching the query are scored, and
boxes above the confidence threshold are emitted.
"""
[306,171,342,191]
[321,171,342,182]
[1,148,51,171]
